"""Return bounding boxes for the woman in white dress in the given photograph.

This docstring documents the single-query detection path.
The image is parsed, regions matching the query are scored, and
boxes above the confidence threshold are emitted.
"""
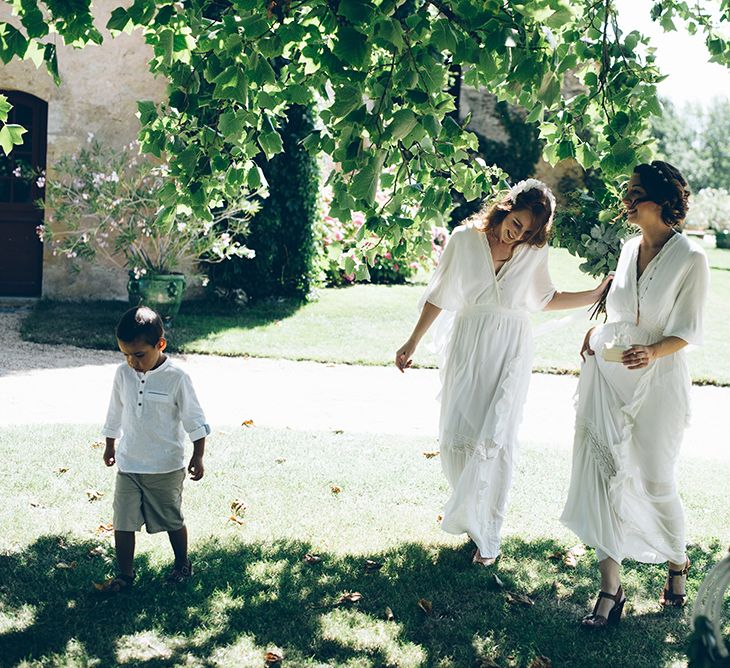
[560,161,711,629]
[396,180,611,565]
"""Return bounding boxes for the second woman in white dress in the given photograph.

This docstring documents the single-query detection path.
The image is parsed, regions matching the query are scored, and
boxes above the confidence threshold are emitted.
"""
[396,180,611,565]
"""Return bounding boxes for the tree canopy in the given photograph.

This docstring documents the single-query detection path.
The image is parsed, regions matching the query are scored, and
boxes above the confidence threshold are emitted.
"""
[2,0,730,271]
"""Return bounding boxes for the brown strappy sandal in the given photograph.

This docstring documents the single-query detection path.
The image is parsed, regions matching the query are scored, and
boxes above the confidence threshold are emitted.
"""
[581,585,626,629]
[660,558,691,607]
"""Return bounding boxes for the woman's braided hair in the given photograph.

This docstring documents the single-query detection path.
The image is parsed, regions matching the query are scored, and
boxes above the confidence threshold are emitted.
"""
[633,160,691,228]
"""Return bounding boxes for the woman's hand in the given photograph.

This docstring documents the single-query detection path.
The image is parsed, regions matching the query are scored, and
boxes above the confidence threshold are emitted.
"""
[395,340,417,373]
[580,327,596,362]
[593,273,614,300]
[622,344,656,370]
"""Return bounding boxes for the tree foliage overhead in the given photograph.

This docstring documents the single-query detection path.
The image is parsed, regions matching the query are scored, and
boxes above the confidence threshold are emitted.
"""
[3,0,730,267]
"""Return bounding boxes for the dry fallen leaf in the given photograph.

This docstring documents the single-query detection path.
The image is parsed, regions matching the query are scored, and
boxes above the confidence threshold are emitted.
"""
[337,591,363,605]
[264,650,283,666]
[29,500,44,508]
[241,419,255,427]
[384,606,395,621]
[422,451,439,459]
[303,553,322,564]
[88,546,105,559]
[56,561,76,570]
[330,485,342,495]
[85,489,104,502]
[90,440,104,449]
[93,578,114,591]
[228,515,245,526]
[95,523,114,534]
[55,467,69,475]
[364,559,383,573]
[57,538,68,550]
[505,591,534,606]
[417,598,433,615]
[436,514,443,522]
[493,573,505,589]
[332,429,344,435]
[230,498,246,516]
[529,657,552,668]
[275,457,287,464]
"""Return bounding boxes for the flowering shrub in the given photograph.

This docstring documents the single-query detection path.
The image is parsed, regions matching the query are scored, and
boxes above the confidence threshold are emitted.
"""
[37,137,260,283]
[319,185,447,286]
[685,188,730,233]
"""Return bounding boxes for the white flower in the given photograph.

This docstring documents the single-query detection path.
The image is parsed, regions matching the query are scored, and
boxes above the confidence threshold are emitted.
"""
[177,222,187,232]
[12,166,21,178]
[109,171,119,183]
[87,132,94,143]
[36,176,45,188]
[508,178,556,218]
[201,276,210,287]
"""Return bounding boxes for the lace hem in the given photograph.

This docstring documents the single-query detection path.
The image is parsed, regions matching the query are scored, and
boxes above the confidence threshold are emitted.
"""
[441,433,502,460]
[576,418,617,479]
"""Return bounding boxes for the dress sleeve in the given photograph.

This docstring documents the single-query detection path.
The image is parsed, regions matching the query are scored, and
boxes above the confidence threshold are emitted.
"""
[418,227,463,312]
[662,249,710,346]
[101,366,124,439]
[177,372,211,442]
[525,244,557,313]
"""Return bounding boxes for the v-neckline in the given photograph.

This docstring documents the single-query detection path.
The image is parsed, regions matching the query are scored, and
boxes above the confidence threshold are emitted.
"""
[480,230,515,282]
[635,232,678,283]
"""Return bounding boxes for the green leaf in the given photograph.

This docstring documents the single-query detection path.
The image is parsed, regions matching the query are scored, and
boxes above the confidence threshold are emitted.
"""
[333,26,370,68]
[258,115,284,159]
[0,123,27,155]
[0,95,11,123]
[0,23,28,62]
[240,14,271,39]
[19,0,48,39]
[330,85,363,117]
[338,0,375,24]
[137,100,157,125]
[384,109,417,142]
[431,19,457,52]
[219,110,246,140]
[351,151,385,205]
[106,8,132,33]
[377,19,405,49]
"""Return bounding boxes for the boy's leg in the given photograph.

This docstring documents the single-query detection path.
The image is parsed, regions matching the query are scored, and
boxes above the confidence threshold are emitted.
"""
[115,530,136,578]
[167,525,188,570]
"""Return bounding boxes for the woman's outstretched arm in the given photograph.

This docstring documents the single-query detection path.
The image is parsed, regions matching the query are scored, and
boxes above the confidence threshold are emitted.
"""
[544,275,613,311]
[395,301,442,372]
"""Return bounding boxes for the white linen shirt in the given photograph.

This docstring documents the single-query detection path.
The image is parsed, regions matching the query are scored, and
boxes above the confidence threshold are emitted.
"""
[102,357,210,474]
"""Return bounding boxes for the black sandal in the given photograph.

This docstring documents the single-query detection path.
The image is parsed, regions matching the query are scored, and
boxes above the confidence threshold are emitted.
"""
[581,585,626,629]
[660,558,690,607]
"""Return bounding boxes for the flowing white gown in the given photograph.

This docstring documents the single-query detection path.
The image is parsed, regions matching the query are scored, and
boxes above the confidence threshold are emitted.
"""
[420,223,556,559]
[560,233,710,564]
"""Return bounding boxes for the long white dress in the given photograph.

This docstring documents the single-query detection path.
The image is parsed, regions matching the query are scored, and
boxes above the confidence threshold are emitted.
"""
[420,223,556,559]
[560,233,710,564]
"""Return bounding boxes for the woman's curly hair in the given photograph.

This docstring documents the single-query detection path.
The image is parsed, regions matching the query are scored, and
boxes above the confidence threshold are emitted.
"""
[633,160,691,228]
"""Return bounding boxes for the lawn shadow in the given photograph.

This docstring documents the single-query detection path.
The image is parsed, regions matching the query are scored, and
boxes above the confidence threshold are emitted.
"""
[2,534,722,667]
[15,298,304,364]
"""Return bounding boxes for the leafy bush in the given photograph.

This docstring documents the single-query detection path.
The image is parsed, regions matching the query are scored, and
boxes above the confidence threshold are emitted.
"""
[206,105,321,301]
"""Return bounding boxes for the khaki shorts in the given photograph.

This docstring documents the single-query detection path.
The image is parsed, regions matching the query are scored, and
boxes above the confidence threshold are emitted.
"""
[113,469,186,534]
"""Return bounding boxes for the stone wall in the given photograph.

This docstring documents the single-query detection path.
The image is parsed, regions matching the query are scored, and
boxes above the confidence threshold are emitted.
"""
[0,0,166,299]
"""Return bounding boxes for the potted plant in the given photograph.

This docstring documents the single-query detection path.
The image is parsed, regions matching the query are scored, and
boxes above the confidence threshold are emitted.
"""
[37,138,259,319]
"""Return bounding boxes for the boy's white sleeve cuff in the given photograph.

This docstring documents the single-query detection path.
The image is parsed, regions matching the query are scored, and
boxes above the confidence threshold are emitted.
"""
[188,424,211,441]
[101,426,121,439]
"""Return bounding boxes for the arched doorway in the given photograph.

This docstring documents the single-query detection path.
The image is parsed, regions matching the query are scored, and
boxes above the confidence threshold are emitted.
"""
[0,90,47,297]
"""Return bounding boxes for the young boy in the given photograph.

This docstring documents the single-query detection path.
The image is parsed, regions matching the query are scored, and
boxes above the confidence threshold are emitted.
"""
[101,306,209,591]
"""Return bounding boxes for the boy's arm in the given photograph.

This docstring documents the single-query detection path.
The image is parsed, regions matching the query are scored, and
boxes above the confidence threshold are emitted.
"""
[188,437,205,480]
[101,367,124,466]
[104,438,116,466]
[177,373,211,443]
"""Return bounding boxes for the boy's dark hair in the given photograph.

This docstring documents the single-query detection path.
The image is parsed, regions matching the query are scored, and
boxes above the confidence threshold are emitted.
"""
[116,306,164,346]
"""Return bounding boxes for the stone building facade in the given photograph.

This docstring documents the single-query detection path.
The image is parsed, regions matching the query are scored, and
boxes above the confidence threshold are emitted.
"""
[0,0,165,299]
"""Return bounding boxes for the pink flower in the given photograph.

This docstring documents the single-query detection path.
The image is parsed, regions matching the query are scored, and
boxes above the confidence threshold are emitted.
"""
[393,263,399,271]
[384,252,391,259]
[333,230,343,241]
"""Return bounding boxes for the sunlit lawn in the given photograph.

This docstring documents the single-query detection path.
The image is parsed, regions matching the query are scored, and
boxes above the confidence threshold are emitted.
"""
[1,424,729,667]
[22,243,730,385]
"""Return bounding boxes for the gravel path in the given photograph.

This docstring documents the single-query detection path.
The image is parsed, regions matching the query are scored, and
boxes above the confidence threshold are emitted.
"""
[1,308,727,460]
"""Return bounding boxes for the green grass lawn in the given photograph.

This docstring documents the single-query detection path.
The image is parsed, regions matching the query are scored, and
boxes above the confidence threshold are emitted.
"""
[1,424,728,667]
[21,243,730,385]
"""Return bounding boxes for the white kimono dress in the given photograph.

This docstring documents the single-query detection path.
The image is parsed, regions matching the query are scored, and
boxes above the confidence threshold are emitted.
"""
[560,233,710,564]
[420,223,557,559]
